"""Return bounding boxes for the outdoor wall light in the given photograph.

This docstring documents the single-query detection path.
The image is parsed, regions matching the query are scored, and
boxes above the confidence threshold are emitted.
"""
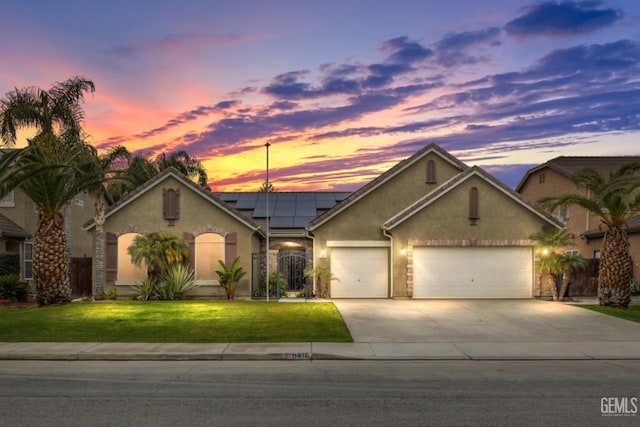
[400,248,407,256]
[541,248,549,256]
[319,249,327,258]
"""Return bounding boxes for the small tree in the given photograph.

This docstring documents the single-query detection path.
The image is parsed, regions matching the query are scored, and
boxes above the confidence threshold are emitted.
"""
[304,266,339,298]
[127,232,189,283]
[216,256,247,300]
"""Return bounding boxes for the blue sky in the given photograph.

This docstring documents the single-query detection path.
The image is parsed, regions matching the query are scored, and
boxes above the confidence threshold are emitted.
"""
[1,0,639,190]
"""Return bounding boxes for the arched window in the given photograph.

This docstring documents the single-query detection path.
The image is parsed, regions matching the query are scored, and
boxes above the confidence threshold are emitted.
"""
[426,160,436,184]
[117,233,147,282]
[469,187,479,225]
[195,233,225,281]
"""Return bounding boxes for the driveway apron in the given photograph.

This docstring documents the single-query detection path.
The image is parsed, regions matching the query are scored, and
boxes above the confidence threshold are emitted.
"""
[332,299,640,343]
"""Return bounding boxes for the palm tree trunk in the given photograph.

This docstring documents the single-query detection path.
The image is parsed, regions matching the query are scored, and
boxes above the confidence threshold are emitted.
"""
[33,210,71,305]
[94,197,106,300]
[546,273,558,301]
[598,227,632,308]
[558,270,572,302]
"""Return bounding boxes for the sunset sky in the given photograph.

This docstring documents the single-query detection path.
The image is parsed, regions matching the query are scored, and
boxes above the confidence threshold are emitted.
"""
[1,0,639,191]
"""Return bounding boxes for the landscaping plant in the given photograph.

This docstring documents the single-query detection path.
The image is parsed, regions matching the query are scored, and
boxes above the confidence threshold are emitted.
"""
[216,256,247,300]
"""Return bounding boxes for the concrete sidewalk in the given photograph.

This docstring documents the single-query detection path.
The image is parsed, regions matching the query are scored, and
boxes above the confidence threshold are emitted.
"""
[1,340,639,361]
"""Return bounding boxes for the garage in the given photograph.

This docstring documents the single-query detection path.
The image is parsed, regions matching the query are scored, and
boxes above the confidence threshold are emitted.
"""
[329,247,388,298]
[412,246,533,299]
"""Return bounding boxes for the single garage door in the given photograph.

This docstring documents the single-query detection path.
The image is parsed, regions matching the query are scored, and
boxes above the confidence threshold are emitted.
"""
[330,247,388,298]
[413,247,532,298]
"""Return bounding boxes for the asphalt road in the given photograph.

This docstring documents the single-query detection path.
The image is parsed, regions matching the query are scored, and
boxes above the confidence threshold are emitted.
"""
[1,360,638,426]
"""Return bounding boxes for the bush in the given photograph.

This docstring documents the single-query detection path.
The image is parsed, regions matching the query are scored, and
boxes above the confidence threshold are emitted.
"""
[162,264,199,300]
[101,288,118,300]
[0,253,20,276]
[254,271,287,298]
[131,278,157,301]
[0,274,29,302]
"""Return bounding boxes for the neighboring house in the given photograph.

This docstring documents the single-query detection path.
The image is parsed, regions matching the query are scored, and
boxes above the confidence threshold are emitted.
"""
[516,156,640,294]
[0,187,95,290]
[307,144,562,299]
[83,168,264,298]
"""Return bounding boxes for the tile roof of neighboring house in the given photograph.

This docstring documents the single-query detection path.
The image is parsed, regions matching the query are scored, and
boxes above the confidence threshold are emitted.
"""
[0,213,30,239]
[581,216,640,240]
[217,192,350,229]
[382,166,564,231]
[516,156,640,192]
[82,167,263,234]
[307,143,468,230]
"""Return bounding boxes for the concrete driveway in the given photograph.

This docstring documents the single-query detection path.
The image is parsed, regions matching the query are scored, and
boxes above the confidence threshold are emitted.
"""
[332,299,640,343]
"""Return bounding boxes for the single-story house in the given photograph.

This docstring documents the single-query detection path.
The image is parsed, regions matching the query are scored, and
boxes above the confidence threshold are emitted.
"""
[84,143,562,300]
[307,143,563,298]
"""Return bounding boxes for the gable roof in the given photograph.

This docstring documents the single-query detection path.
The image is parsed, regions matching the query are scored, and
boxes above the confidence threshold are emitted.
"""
[307,143,468,231]
[0,213,30,239]
[83,167,263,234]
[383,166,563,231]
[515,156,640,192]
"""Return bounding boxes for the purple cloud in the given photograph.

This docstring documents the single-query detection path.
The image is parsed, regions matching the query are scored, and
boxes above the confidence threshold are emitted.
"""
[505,1,623,38]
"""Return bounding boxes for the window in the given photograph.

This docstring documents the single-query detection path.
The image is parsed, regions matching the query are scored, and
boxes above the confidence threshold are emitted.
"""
[469,187,479,225]
[426,160,436,184]
[0,190,14,207]
[195,233,225,281]
[557,205,569,221]
[163,188,180,225]
[594,250,601,259]
[565,249,580,256]
[24,240,33,280]
[117,233,146,282]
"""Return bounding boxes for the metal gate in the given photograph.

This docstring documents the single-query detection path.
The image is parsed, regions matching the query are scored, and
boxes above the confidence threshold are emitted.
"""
[277,250,310,294]
[251,250,311,298]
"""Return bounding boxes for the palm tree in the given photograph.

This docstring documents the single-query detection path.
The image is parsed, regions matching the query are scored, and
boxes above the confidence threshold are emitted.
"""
[155,150,209,190]
[11,135,110,304]
[0,76,94,147]
[538,164,640,308]
[557,253,588,301]
[82,145,131,299]
[127,232,189,283]
[530,228,584,301]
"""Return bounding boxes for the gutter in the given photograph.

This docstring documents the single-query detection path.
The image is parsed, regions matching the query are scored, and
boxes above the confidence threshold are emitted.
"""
[304,228,317,296]
[381,226,394,299]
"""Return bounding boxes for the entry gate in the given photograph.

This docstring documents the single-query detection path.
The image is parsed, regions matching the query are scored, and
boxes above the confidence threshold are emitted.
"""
[251,250,311,298]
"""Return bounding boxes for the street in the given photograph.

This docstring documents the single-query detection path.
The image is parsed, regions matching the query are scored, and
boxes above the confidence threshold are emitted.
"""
[0,360,638,426]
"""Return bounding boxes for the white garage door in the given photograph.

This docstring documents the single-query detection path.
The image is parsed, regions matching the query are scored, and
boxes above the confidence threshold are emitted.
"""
[330,247,388,298]
[413,247,532,299]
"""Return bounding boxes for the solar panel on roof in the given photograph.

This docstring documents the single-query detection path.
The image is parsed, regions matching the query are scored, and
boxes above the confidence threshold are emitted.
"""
[277,193,296,202]
[270,216,295,228]
[235,194,258,209]
[295,201,316,216]
[316,199,337,209]
[294,216,316,227]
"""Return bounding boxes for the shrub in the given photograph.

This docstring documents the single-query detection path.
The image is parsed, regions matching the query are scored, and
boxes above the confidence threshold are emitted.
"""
[0,274,29,302]
[216,257,247,300]
[101,288,119,300]
[0,253,20,276]
[254,271,287,298]
[131,278,157,301]
[162,264,199,300]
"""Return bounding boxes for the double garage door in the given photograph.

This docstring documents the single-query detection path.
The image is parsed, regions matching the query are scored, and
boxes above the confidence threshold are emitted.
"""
[413,247,533,298]
[328,246,533,298]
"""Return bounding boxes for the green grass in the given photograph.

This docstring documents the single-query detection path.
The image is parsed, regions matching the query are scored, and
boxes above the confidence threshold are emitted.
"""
[580,305,640,323]
[0,301,353,343]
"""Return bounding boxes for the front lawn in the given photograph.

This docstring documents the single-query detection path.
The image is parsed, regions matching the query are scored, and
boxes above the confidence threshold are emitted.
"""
[580,304,640,323]
[0,301,353,343]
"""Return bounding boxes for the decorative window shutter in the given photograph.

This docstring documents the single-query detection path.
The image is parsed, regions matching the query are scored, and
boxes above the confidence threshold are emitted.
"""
[106,232,118,281]
[225,232,238,265]
[426,159,436,184]
[163,188,180,225]
[469,187,479,225]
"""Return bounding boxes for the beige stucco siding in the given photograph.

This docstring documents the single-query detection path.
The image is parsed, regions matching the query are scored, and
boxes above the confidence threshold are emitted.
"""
[388,176,551,297]
[101,176,260,297]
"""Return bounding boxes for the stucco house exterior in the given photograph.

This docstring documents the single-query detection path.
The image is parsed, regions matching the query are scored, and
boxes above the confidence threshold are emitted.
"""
[516,156,640,294]
[0,187,96,291]
[83,168,264,298]
[307,144,562,298]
